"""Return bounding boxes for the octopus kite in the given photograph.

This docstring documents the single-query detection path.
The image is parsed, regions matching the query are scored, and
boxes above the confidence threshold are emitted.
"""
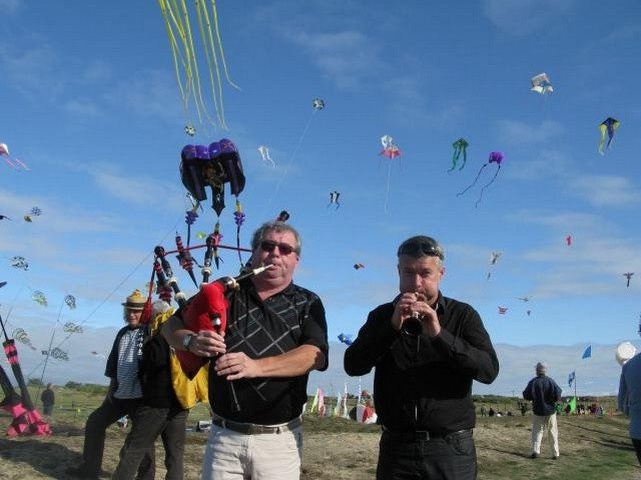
[448,138,469,172]
[598,117,620,154]
[379,135,403,212]
[328,191,340,209]
[157,0,240,129]
[457,151,504,206]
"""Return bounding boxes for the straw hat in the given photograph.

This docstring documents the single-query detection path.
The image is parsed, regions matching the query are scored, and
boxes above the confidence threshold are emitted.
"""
[121,289,146,310]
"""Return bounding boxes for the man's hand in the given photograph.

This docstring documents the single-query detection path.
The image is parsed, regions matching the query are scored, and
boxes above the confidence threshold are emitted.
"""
[214,352,260,380]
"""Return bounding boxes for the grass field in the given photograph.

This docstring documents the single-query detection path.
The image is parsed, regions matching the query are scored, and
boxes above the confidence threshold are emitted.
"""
[1,386,640,479]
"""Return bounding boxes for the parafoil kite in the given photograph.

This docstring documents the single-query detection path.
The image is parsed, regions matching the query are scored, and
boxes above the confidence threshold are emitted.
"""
[353,263,365,270]
[64,294,77,309]
[623,272,634,288]
[258,146,275,167]
[10,256,28,271]
[184,124,196,137]
[63,322,83,334]
[157,0,240,129]
[328,191,340,209]
[448,138,469,172]
[337,333,353,345]
[530,73,553,95]
[31,291,48,307]
[598,117,620,154]
[457,151,504,206]
[41,347,69,361]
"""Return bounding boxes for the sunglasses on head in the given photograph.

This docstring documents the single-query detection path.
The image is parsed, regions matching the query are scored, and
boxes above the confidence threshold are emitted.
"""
[259,240,297,256]
[398,239,443,260]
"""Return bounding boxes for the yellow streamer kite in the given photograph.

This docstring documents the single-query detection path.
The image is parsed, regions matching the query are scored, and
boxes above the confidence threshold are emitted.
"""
[158,0,240,130]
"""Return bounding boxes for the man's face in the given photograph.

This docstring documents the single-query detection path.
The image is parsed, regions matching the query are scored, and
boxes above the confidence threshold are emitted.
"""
[397,254,444,304]
[125,308,143,328]
[252,229,300,289]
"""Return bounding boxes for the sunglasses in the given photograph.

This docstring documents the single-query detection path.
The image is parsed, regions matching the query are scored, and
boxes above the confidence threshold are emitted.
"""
[260,240,297,256]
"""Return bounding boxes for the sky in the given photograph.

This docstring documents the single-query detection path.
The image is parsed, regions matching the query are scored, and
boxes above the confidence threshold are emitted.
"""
[1,0,641,396]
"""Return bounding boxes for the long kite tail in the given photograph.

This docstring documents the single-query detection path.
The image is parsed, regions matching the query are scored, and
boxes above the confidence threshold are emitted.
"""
[457,163,487,197]
[447,148,461,173]
[475,166,502,207]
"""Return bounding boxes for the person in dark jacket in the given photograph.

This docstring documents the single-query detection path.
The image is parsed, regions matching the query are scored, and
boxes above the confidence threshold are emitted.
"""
[41,383,55,416]
[344,235,499,480]
[112,301,188,480]
[522,362,562,459]
[66,290,154,480]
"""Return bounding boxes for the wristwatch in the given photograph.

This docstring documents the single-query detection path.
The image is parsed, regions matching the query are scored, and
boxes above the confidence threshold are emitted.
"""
[182,333,194,351]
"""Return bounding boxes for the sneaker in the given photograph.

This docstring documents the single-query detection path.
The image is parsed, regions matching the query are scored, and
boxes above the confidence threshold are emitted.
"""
[530,453,539,459]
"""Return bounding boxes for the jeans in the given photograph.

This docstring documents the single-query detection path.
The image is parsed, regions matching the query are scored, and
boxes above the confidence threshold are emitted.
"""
[78,397,154,478]
[113,405,188,480]
[376,429,477,480]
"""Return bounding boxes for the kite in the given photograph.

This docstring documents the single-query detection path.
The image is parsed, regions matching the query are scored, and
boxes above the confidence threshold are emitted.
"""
[42,347,69,361]
[328,191,340,209]
[457,151,504,206]
[277,210,290,222]
[582,345,592,359]
[486,251,501,280]
[184,124,196,136]
[353,263,365,270]
[64,294,77,309]
[380,135,402,159]
[526,309,531,317]
[23,215,33,223]
[565,235,572,246]
[448,138,469,172]
[0,281,6,288]
[568,370,575,388]
[157,0,240,129]
[233,200,246,264]
[517,296,532,302]
[312,98,325,110]
[63,322,83,334]
[497,306,508,314]
[30,207,42,216]
[379,135,403,212]
[0,143,29,170]
[598,117,620,154]
[11,328,35,350]
[530,73,553,95]
[31,291,48,307]
[257,145,275,167]
[0,215,12,220]
[623,272,634,288]
[337,333,353,346]
[10,256,28,271]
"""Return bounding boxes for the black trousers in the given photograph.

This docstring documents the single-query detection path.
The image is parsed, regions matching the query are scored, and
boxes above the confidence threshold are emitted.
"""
[112,405,188,480]
[376,429,477,480]
[79,397,154,478]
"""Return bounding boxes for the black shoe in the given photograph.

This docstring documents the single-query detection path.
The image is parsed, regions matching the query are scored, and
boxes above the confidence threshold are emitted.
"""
[530,453,539,459]
[65,466,100,479]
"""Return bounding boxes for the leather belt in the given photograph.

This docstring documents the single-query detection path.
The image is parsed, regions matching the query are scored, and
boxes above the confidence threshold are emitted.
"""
[382,426,472,442]
[211,413,302,435]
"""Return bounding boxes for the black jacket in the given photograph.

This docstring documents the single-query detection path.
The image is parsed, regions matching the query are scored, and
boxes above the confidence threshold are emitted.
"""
[344,293,499,433]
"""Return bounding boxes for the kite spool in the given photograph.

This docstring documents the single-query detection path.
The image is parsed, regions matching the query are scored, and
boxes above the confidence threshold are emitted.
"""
[615,341,636,366]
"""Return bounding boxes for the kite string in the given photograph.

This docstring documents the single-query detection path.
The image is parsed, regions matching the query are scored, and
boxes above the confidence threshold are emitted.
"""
[457,163,487,197]
[263,108,317,212]
[474,166,502,207]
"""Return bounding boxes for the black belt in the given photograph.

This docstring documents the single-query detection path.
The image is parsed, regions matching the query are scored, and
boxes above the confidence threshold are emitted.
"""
[382,427,472,442]
[211,414,302,435]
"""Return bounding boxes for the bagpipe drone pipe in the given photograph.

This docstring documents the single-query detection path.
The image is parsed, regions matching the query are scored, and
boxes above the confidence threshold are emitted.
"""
[149,242,272,412]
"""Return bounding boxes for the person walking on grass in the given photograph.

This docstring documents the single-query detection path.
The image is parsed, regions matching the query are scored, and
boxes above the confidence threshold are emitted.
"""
[523,361,562,460]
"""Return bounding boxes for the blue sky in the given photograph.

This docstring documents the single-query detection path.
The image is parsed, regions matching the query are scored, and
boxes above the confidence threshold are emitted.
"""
[1,0,641,394]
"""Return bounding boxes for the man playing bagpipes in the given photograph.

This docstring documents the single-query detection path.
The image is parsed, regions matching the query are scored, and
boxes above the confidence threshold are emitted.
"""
[163,220,329,479]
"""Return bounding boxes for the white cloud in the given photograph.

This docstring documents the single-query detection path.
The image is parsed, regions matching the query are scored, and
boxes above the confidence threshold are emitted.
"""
[496,119,564,146]
[482,0,577,36]
[568,174,641,207]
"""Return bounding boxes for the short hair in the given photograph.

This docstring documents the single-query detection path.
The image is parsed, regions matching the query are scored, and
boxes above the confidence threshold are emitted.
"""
[397,235,444,263]
[251,221,302,255]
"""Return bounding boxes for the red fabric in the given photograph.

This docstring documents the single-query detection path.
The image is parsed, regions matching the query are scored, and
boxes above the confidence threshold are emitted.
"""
[175,282,229,378]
